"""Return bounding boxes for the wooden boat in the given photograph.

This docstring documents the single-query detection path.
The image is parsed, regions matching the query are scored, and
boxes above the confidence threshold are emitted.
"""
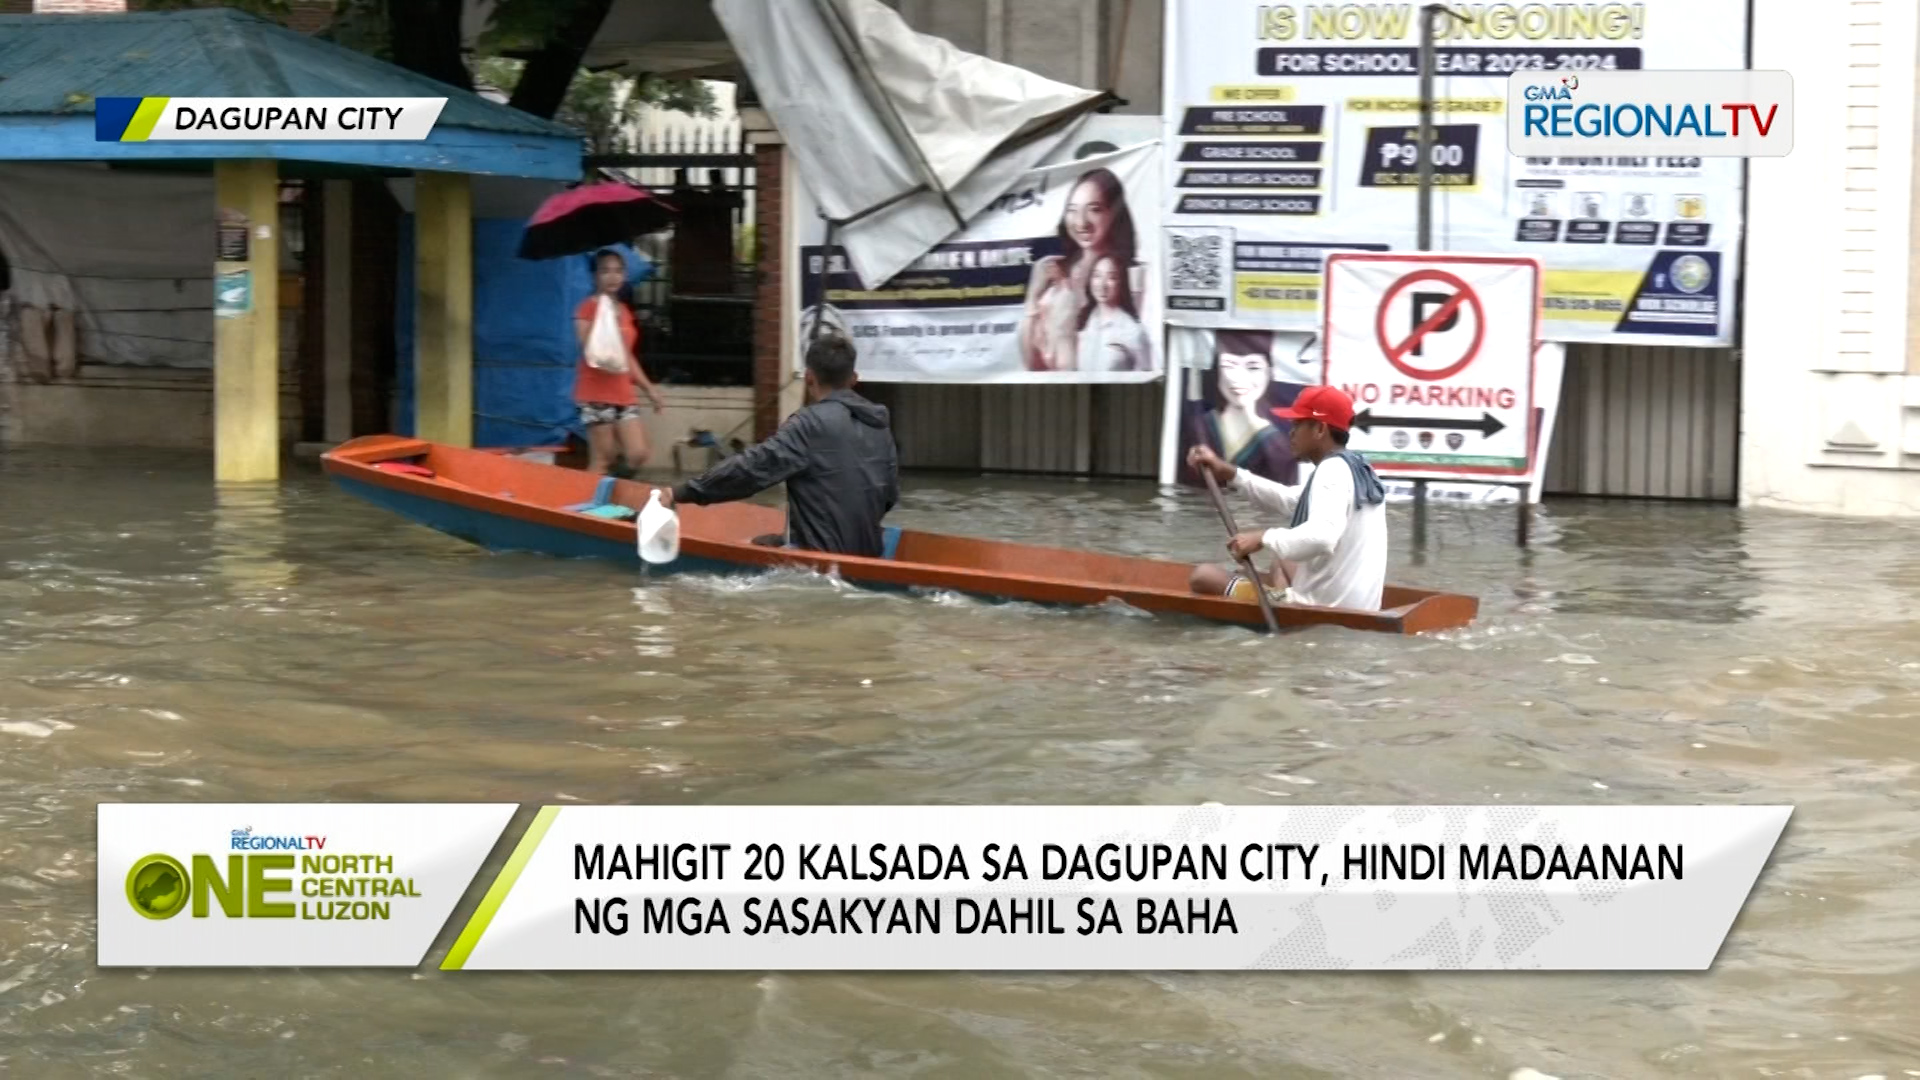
[322,435,1479,635]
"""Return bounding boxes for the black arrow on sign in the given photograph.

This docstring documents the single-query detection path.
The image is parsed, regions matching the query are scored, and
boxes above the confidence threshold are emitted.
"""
[1351,409,1506,437]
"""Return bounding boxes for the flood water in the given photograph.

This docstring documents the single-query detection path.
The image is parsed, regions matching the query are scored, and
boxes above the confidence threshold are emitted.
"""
[2,446,1918,1078]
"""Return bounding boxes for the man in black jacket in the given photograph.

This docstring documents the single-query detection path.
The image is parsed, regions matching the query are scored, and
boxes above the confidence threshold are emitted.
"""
[663,335,900,558]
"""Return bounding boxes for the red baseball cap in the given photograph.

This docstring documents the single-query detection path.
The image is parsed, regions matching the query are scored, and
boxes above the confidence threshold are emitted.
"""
[1272,385,1356,431]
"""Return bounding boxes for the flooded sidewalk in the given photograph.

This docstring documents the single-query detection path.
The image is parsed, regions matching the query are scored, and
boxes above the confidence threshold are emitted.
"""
[2,447,1917,1078]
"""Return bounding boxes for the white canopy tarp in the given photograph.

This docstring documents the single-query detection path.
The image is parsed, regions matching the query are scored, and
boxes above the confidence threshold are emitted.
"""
[713,0,1108,288]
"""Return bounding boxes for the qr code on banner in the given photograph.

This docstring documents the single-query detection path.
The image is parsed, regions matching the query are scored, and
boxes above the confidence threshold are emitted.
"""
[1169,233,1225,292]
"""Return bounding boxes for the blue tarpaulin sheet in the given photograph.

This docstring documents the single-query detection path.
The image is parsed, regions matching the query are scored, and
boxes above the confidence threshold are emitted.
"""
[395,218,652,447]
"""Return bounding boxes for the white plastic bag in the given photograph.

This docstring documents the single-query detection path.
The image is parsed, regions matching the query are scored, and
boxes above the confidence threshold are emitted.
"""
[636,489,680,564]
[584,295,629,374]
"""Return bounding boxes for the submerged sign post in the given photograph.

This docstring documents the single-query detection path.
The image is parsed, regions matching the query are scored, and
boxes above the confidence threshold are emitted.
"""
[1323,253,1539,479]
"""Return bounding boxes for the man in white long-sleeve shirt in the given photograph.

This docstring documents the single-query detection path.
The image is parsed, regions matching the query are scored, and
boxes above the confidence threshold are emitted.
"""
[1187,385,1389,610]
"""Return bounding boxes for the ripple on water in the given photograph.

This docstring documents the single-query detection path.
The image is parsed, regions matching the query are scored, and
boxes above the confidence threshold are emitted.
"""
[0,719,73,739]
[1,451,1919,1075]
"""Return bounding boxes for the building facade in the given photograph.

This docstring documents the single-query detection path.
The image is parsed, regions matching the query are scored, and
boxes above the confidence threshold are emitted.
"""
[759,0,1920,514]
[1742,0,1920,514]
[6,0,1919,515]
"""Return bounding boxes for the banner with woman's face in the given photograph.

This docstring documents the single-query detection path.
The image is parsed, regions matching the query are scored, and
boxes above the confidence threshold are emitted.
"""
[1170,325,1560,503]
[1174,327,1321,488]
[795,139,1163,383]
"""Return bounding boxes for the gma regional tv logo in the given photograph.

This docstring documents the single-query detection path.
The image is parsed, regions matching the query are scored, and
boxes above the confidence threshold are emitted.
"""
[95,97,445,142]
[124,829,422,923]
[1507,69,1793,157]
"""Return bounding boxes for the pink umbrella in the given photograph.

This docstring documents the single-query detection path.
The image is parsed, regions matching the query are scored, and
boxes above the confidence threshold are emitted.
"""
[518,182,678,260]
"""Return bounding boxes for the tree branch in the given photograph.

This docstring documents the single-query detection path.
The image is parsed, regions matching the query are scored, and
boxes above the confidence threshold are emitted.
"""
[505,0,615,119]
[386,0,472,91]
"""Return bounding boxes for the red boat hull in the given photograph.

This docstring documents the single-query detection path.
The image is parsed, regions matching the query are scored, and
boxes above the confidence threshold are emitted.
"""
[321,436,1479,635]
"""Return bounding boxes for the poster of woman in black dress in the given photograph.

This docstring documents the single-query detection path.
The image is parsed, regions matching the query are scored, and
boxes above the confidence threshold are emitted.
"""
[1176,329,1316,488]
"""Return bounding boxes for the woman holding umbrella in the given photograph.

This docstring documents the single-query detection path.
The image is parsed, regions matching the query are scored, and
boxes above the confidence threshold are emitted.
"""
[521,182,678,477]
[575,248,667,477]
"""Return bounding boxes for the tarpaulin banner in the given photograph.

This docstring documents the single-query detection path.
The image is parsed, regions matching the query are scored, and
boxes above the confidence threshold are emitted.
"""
[718,0,1105,290]
[0,163,214,368]
[1161,0,1748,346]
[796,140,1165,383]
[1168,327,1566,501]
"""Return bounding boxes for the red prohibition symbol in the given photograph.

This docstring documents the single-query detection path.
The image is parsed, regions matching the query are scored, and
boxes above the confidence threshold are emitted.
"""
[1374,269,1486,382]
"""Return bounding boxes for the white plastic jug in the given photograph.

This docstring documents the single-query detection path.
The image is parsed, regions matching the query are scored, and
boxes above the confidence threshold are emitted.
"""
[636,489,680,564]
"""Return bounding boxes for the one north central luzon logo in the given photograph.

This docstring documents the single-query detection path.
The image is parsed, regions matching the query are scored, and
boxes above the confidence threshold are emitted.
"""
[125,828,421,923]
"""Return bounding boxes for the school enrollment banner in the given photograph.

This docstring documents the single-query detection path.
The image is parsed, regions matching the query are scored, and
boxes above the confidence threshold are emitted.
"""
[1162,0,1747,346]
[796,140,1165,383]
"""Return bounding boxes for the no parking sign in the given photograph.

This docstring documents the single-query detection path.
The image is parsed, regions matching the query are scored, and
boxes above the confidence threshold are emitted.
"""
[1323,253,1540,478]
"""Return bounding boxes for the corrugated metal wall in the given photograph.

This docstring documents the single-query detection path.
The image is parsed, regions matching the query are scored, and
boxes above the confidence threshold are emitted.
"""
[874,344,1741,500]
[873,385,981,470]
[981,386,1090,473]
[868,382,1165,477]
[1543,344,1742,501]
[1090,383,1165,476]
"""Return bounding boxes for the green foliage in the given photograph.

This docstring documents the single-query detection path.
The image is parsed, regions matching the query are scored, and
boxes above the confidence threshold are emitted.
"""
[131,0,390,61]
[144,0,717,135]
[474,0,597,54]
[144,0,587,53]
[320,0,393,62]
[628,75,720,121]
[477,58,716,154]
[134,0,389,58]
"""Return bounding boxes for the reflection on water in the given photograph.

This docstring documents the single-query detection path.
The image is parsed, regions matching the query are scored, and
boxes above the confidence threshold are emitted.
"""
[3,447,1919,1078]
[1545,503,1762,624]
[210,484,296,597]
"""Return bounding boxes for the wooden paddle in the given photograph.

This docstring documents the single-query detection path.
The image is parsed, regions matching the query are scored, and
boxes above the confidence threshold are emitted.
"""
[1199,465,1283,635]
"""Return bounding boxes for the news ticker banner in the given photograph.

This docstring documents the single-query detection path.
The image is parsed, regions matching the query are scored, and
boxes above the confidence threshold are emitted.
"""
[94,98,446,142]
[1161,0,1752,346]
[99,804,1790,970]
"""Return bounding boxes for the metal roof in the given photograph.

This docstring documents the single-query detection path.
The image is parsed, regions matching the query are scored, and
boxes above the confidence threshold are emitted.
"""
[0,8,579,141]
